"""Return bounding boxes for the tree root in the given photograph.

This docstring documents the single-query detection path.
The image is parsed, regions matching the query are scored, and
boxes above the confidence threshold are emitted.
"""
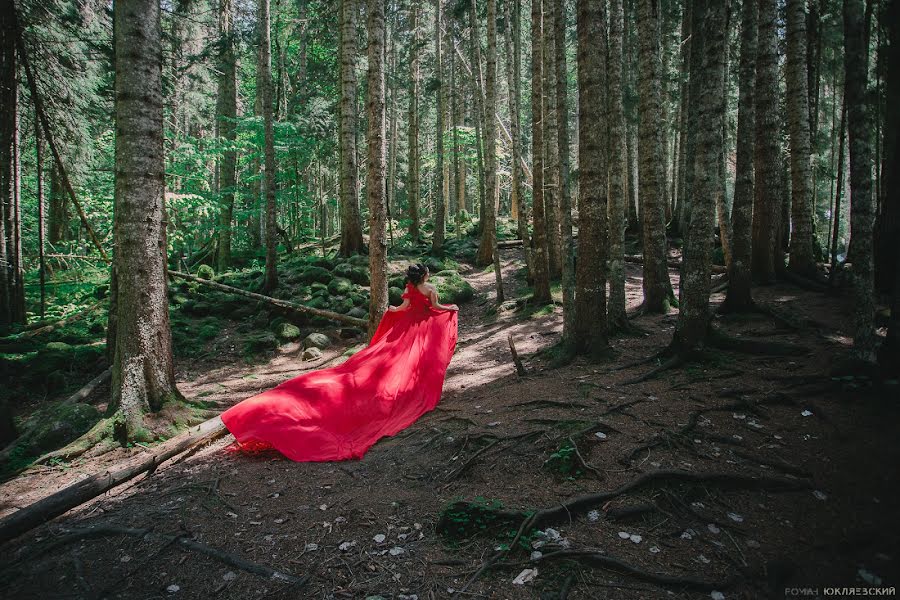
[624,354,687,385]
[534,549,737,591]
[505,469,811,551]
[12,525,308,586]
[708,327,809,356]
[567,436,604,480]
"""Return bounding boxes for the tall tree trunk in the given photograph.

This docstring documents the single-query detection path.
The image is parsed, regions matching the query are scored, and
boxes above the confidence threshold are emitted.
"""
[216,0,238,272]
[407,3,421,243]
[111,0,181,440]
[574,0,609,354]
[674,2,691,236]
[830,99,847,275]
[607,0,629,330]
[367,0,388,338]
[480,0,504,300]
[843,0,876,361]
[674,0,729,352]
[637,0,675,312]
[554,0,574,343]
[339,0,365,255]
[542,0,562,279]
[875,0,898,296]
[530,0,552,303]
[433,0,446,253]
[259,0,278,292]
[751,0,782,283]
[47,164,68,244]
[723,0,757,312]
[0,0,23,334]
[387,37,399,249]
[506,0,531,279]
[36,108,46,320]
[786,0,817,276]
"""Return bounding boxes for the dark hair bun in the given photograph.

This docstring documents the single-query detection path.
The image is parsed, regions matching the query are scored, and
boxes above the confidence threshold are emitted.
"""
[405,263,429,285]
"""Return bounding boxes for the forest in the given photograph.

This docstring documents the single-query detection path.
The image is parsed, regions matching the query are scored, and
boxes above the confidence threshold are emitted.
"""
[0,0,898,596]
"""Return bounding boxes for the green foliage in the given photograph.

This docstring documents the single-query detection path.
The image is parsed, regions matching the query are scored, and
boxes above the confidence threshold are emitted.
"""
[196,264,215,280]
[544,441,583,478]
[436,497,529,543]
[430,270,475,304]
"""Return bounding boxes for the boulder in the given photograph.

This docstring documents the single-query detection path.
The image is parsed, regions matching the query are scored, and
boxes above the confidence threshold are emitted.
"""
[388,286,403,305]
[302,347,323,361]
[431,270,475,303]
[303,332,331,349]
[299,266,332,284]
[243,332,279,354]
[275,322,302,341]
[19,402,102,456]
[348,307,367,319]
[328,277,354,295]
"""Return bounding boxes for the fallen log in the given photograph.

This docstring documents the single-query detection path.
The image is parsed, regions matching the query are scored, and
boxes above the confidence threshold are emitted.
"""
[167,270,368,328]
[0,417,228,545]
[14,300,104,339]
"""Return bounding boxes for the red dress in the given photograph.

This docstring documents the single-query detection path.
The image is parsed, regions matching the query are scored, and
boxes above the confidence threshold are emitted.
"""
[220,283,458,462]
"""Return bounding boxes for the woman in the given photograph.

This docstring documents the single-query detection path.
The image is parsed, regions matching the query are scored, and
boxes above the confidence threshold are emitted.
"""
[221,263,459,462]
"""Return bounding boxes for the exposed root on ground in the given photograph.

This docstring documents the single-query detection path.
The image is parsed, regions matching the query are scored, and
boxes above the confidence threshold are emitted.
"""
[8,525,308,587]
[534,549,737,591]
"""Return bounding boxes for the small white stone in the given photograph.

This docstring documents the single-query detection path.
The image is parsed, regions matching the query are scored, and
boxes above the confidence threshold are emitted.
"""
[813,490,827,501]
[707,524,720,534]
[587,510,600,522]
[374,534,386,543]
[649,545,661,553]
[711,592,725,600]
[618,531,631,539]
[530,550,543,560]
[166,585,180,594]
[594,432,608,440]
[389,546,406,556]
[629,534,642,544]
[698,554,711,564]
[223,571,236,581]
[319,504,328,510]
[801,410,813,417]
[727,512,744,523]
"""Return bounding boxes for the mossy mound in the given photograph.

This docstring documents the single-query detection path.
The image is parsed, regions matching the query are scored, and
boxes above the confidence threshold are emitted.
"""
[299,266,332,284]
[328,277,354,295]
[15,401,102,458]
[275,322,302,341]
[388,286,404,305]
[243,332,279,355]
[431,270,475,304]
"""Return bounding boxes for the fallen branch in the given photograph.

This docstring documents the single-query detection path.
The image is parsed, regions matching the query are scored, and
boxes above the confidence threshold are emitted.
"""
[507,334,526,376]
[167,270,367,328]
[0,417,229,545]
[12,300,104,339]
[62,368,111,405]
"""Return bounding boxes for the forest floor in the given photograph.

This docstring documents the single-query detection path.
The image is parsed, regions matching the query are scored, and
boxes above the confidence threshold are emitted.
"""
[1,249,899,600]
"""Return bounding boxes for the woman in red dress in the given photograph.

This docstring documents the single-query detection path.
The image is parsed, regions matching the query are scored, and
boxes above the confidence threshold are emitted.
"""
[220,263,459,462]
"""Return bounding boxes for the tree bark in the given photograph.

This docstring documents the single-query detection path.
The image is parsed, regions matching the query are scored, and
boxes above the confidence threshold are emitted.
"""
[482,0,504,301]
[433,0,446,253]
[543,0,562,279]
[751,0,782,283]
[530,0,552,304]
[637,0,675,312]
[674,0,729,352]
[843,0,877,361]
[366,0,388,338]
[506,0,532,280]
[786,0,817,276]
[0,0,18,334]
[216,0,238,272]
[338,0,365,256]
[110,0,182,441]
[723,0,757,312]
[407,4,421,243]
[554,0,575,343]
[258,0,279,292]
[574,0,609,355]
[607,0,629,331]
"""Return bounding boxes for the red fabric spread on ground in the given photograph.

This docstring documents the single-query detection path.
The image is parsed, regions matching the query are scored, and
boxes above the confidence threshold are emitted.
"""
[220,283,458,462]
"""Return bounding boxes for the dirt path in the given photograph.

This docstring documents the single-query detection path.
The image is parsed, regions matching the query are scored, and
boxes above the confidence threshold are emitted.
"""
[2,253,898,599]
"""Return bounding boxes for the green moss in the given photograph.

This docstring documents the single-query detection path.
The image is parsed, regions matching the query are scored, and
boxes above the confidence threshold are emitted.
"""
[16,401,102,457]
[431,270,475,304]
[388,286,403,305]
[275,322,302,341]
[243,332,279,355]
[328,277,354,295]
[300,266,332,284]
[196,264,215,280]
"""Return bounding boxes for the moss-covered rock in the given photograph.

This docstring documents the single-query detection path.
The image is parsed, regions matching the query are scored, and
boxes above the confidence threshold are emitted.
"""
[350,293,369,307]
[18,401,102,457]
[196,264,215,280]
[311,282,328,294]
[307,296,329,309]
[431,270,475,304]
[303,332,331,349]
[389,286,403,305]
[243,332,279,354]
[348,307,368,319]
[331,297,354,314]
[328,277,354,295]
[275,322,302,341]
[348,254,369,267]
[300,266,332,284]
